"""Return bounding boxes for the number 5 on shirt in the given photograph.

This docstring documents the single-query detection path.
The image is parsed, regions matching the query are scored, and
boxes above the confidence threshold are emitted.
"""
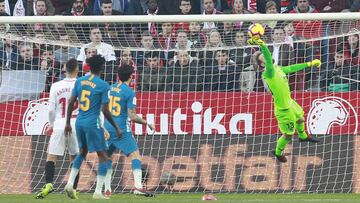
[109,95,121,116]
[80,90,91,111]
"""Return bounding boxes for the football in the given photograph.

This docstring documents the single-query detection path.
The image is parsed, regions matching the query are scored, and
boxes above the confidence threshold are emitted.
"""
[160,171,176,186]
[248,23,265,39]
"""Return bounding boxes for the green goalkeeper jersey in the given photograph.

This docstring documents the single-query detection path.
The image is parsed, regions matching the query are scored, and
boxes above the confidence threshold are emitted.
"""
[260,44,309,109]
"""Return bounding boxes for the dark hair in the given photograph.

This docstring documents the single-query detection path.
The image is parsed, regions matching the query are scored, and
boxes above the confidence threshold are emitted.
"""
[102,0,112,4]
[87,55,105,74]
[118,64,135,82]
[66,58,78,73]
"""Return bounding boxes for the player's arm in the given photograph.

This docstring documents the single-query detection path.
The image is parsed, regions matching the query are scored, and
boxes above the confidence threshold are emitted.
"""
[47,86,56,135]
[259,43,275,78]
[64,95,77,136]
[128,108,155,131]
[282,59,321,74]
[248,38,274,78]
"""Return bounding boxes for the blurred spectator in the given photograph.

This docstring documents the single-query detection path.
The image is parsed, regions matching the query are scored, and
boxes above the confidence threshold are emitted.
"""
[126,0,147,15]
[0,0,7,14]
[239,51,257,92]
[138,51,167,91]
[205,29,224,48]
[134,31,163,67]
[33,0,48,16]
[81,46,97,75]
[170,50,203,91]
[157,0,181,15]
[320,49,356,92]
[284,21,295,46]
[51,0,73,14]
[281,0,296,13]
[269,26,294,66]
[310,0,350,12]
[6,0,26,16]
[139,31,157,49]
[51,22,80,43]
[156,22,176,49]
[174,30,193,49]
[54,33,81,65]
[40,48,61,91]
[202,29,225,66]
[220,21,235,46]
[77,27,116,62]
[120,49,136,67]
[202,0,222,32]
[200,0,222,13]
[119,49,138,89]
[205,49,239,91]
[0,35,18,69]
[263,1,281,31]
[343,31,360,65]
[172,0,193,32]
[179,0,192,14]
[350,0,360,12]
[257,0,281,13]
[103,24,123,48]
[112,0,129,14]
[229,0,253,30]
[27,0,54,16]
[63,0,91,16]
[290,0,322,39]
[11,43,39,70]
[229,29,252,68]
[32,32,46,58]
[189,22,207,48]
[100,0,122,15]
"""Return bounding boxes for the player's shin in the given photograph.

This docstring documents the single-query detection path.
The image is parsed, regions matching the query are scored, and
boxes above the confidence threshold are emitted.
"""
[45,161,55,183]
[95,160,107,194]
[275,135,292,156]
[296,121,308,140]
[104,159,113,193]
[67,155,84,186]
[132,159,142,189]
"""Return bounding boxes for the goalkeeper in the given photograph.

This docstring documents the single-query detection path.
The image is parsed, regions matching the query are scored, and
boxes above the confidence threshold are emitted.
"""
[248,37,320,163]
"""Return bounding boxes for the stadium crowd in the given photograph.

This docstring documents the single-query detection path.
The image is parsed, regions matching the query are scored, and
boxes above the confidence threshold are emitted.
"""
[1,0,360,92]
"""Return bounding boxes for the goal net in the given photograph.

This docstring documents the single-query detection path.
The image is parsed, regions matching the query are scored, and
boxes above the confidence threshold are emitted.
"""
[0,13,360,194]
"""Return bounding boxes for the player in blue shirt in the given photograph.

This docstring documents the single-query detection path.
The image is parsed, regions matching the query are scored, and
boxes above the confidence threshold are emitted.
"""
[103,64,155,197]
[63,55,121,200]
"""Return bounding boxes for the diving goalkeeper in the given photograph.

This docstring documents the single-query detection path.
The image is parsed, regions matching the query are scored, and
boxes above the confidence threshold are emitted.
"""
[248,38,320,163]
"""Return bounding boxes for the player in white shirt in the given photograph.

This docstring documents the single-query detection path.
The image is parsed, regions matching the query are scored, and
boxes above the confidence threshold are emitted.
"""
[35,58,80,199]
[77,27,116,62]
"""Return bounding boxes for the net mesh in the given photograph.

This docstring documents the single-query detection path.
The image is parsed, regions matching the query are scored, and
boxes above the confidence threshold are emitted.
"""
[0,16,360,194]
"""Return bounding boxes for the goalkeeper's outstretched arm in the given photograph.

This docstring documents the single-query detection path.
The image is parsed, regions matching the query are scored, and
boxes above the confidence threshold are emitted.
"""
[282,59,321,74]
[259,43,275,78]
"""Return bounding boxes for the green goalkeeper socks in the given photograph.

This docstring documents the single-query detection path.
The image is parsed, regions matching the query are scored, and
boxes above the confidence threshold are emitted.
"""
[295,121,308,140]
[275,136,291,156]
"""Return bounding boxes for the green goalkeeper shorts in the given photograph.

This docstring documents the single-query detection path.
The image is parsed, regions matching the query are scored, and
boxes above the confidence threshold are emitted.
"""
[274,99,304,135]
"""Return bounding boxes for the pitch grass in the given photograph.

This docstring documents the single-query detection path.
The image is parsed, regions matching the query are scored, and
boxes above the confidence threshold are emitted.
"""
[0,193,360,203]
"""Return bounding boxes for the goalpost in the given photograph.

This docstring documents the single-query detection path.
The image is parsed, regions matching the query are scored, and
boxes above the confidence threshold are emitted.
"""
[0,13,360,194]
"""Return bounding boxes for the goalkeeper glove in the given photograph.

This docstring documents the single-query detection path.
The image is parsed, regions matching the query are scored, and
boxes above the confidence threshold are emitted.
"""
[307,59,321,68]
[247,38,265,46]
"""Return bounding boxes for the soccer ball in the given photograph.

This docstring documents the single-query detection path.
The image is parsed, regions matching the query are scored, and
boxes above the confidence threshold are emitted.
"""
[160,171,176,186]
[248,23,265,39]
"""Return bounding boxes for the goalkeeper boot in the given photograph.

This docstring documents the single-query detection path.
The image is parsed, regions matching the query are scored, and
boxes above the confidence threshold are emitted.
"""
[35,183,54,199]
[273,151,287,163]
[64,184,78,199]
[134,188,155,197]
[299,135,320,143]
